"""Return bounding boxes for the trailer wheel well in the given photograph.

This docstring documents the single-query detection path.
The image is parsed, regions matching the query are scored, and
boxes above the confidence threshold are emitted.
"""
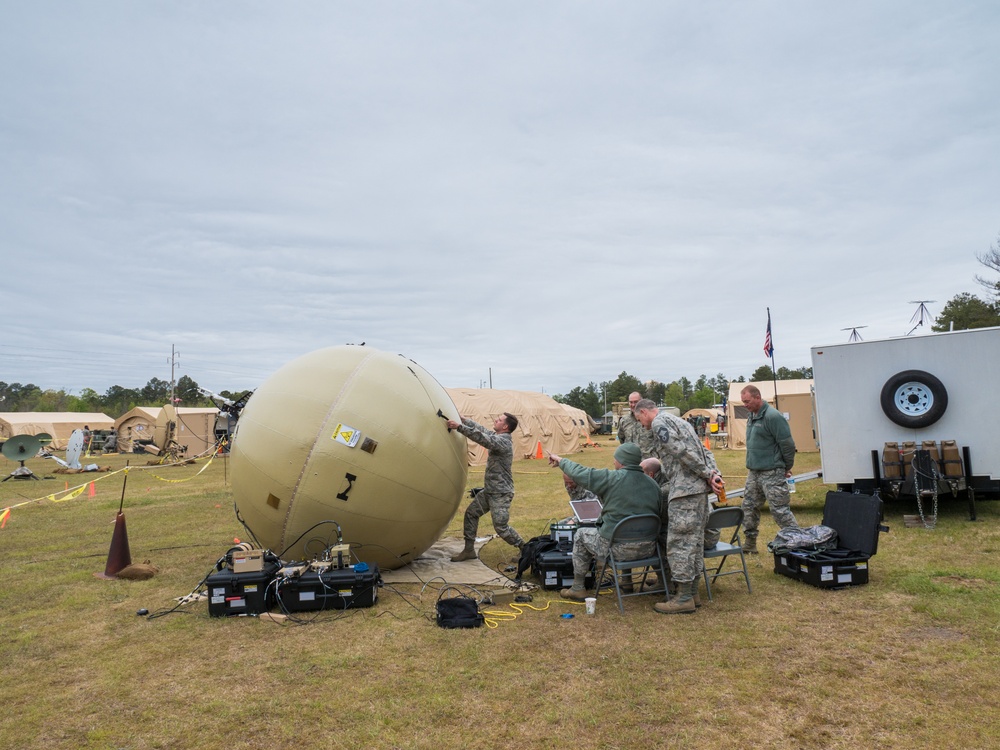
[879,369,948,428]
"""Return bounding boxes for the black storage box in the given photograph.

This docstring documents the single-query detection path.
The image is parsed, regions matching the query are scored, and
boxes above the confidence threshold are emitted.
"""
[774,491,888,589]
[207,561,280,617]
[533,549,595,590]
[277,563,381,612]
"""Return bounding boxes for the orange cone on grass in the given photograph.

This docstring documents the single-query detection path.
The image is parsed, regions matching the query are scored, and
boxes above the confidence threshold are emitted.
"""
[535,441,543,459]
[88,481,96,497]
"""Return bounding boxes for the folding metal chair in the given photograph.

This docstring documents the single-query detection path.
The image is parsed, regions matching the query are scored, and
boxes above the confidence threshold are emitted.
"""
[702,506,752,601]
[594,514,669,613]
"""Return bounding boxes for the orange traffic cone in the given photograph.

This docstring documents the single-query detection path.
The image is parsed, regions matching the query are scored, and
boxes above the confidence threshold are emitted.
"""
[703,436,711,450]
[535,441,543,459]
[95,512,132,580]
[88,481,96,497]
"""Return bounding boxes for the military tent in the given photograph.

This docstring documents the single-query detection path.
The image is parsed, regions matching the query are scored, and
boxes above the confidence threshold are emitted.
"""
[445,389,595,466]
[114,407,162,452]
[724,380,816,451]
[681,408,725,424]
[0,412,114,450]
[163,407,221,456]
[113,405,221,455]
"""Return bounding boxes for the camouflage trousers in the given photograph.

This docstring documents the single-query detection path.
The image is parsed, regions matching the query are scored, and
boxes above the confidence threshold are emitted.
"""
[742,467,799,541]
[571,527,655,584]
[463,491,524,548]
[661,493,708,584]
[661,500,721,560]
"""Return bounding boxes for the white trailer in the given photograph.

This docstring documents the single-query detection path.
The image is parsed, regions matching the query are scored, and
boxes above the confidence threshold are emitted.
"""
[811,326,1000,518]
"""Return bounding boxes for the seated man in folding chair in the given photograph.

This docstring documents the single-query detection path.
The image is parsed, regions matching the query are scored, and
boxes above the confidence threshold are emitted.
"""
[563,473,598,502]
[547,443,661,602]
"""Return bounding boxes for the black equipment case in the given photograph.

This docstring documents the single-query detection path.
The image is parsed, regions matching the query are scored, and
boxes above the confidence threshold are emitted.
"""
[533,547,595,590]
[773,491,889,589]
[277,563,381,612]
[206,561,280,617]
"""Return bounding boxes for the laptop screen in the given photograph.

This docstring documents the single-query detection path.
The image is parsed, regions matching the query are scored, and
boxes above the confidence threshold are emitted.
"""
[569,499,603,523]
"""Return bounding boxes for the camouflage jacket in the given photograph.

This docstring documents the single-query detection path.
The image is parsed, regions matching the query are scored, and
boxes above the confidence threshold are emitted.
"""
[457,418,514,496]
[565,482,599,502]
[649,412,718,502]
[617,411,655,458]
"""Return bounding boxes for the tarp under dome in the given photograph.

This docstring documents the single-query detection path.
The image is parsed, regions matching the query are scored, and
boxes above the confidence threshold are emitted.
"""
[0,412,114,450]
[445,389,596,466]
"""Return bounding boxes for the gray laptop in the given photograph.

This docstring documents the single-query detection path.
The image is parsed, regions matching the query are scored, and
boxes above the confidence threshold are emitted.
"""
[569,498,603,524]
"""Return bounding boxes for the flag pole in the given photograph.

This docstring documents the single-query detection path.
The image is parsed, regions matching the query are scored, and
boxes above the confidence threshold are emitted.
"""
[765,307,780,411]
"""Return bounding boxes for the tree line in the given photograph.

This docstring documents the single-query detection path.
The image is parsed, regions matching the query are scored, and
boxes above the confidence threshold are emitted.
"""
[0,376,244,419]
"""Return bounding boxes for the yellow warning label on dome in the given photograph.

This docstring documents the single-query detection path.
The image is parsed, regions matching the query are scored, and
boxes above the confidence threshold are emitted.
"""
[332,424,361,448]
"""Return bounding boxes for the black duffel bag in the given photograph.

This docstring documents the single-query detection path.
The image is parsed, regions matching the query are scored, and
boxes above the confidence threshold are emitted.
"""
[436,596,484,629]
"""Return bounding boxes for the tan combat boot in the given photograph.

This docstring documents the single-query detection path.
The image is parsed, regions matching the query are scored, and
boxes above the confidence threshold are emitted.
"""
[450,543,477,562]
[653,581,697,615]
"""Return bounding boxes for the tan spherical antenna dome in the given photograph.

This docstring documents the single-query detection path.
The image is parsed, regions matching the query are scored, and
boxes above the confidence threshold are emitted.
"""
[230,345,469,569]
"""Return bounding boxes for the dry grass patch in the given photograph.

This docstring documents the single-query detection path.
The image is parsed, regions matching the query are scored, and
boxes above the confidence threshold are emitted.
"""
[2,445,1000,749]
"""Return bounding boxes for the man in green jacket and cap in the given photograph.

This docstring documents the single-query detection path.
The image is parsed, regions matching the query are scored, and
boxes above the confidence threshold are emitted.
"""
[740,384,799,554]
[547,443,661,601]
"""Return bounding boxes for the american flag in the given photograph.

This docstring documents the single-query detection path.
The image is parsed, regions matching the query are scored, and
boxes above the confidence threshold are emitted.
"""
[763,310,774,358]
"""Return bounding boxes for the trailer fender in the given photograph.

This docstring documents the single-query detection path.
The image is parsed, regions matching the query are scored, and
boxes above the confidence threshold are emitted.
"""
[879,369,948,428]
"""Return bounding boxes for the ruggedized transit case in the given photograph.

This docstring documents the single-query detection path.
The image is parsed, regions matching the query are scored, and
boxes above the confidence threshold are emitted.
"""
[773,491,888,589]
[277,563,381,612]
[206,561,280,617]
[533,548,596,590]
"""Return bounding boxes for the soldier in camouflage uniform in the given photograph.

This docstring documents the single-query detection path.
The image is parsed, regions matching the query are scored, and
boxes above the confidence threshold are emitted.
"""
[564,474,598,502]
[617,391,656,458]
[547,443,661,601]
[641,457,722,553]
[447,412,525,562]
[635,399,725,614]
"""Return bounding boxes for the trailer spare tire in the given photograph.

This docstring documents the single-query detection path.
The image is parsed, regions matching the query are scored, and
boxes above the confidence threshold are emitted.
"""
[879,369,948,428]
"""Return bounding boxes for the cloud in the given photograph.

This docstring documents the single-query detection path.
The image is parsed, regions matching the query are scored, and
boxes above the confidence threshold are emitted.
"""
[1,2,997,398]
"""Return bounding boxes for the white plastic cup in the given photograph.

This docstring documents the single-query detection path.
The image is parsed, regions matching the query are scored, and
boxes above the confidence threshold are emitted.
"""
[585,597,596,615]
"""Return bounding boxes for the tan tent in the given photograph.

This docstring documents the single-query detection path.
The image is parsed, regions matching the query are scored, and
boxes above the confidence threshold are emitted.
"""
[681,408,725,424]
[725,380,816,451]
[113,405,220,455]
[164,407,221,456]
[114,407,162,452]
[0,412,114,450]
[445,389,594,466]
[558,403,598,442]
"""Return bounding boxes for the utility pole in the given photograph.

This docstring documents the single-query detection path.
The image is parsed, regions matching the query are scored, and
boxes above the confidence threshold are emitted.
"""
[169,345,179,404]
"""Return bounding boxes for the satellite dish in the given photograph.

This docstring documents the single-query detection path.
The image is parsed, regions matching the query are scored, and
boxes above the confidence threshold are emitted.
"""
[36,432,53,445]
[66,430,85,470]
[2,434,43,481]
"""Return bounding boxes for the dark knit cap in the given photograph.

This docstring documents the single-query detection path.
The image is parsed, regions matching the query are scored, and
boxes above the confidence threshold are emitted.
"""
[614,443,641,467]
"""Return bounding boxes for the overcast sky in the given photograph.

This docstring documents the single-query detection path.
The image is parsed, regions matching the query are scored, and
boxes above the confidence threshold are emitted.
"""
[2,2,997,400]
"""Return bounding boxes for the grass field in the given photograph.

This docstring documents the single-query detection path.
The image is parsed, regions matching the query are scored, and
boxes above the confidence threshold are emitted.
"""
[2,441,999,750]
